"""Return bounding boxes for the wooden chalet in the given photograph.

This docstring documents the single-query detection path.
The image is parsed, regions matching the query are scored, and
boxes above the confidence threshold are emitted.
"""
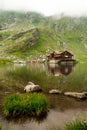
[47,50,76,64]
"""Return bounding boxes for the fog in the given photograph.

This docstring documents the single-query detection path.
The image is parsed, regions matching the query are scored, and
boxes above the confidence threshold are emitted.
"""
[0,0,87,16]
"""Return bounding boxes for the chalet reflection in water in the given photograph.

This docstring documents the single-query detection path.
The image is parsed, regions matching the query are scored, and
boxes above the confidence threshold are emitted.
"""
[46,63,75,76]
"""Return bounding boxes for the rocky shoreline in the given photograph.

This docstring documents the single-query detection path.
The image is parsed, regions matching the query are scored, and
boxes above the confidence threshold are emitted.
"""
[24,82,87,100]
[49,89,87,100]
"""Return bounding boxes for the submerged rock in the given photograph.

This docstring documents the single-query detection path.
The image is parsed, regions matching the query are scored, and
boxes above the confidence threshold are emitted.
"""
[24,82,42,93]
[49,89,62,94]
[64,92,87,99]
[4,92,11,95]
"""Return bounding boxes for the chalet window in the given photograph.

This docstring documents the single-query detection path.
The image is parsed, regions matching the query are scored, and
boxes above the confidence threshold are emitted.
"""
[65,55,68,57]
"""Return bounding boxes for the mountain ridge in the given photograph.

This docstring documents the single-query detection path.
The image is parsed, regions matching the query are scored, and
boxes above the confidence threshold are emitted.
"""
[0,11,87,61]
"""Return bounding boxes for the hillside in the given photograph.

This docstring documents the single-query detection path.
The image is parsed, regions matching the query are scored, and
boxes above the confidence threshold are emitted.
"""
[0,10,87,61]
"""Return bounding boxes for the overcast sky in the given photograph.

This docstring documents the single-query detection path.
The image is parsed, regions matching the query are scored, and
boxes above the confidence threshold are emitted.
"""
[0,0,87,16]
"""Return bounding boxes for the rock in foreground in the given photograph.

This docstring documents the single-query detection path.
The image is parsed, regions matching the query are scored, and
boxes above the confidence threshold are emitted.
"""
[24,82,42,93]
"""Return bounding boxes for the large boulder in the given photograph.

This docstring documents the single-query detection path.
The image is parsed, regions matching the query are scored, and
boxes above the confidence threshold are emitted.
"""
[24,82,42,93]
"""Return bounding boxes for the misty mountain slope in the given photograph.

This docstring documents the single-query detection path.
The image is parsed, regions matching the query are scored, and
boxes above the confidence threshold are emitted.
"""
[0,11,87,60]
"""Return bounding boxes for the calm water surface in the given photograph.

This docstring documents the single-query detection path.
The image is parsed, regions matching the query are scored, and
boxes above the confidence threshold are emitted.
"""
[0,62,87,130]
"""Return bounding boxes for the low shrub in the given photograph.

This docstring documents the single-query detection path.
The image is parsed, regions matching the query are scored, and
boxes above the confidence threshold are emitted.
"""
[4,93,49,118]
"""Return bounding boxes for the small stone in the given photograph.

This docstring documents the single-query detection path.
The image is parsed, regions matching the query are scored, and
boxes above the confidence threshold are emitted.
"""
[83,121,87,124]
[49,89,62,94]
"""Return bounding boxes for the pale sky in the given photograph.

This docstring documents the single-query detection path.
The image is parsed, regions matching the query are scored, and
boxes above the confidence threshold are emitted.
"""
[0,0,87,16]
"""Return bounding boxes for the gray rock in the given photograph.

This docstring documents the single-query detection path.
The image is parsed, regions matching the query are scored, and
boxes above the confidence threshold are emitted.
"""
[49,89,62,94]
[4,92,11,95]
[64,92,87,99]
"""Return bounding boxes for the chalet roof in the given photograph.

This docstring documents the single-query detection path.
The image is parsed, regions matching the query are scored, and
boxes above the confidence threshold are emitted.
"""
[47,50,73,56]
[53,50,73,56]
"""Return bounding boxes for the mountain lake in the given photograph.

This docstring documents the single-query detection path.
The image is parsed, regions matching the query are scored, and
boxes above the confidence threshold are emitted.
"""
[0,62,87,130]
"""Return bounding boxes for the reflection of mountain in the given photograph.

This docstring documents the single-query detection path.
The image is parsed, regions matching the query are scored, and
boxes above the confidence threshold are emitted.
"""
[46,63,76,76]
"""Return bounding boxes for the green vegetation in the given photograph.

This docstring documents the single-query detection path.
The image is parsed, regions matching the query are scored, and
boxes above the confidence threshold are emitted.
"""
[0,58,13,64]
[0,11,87,61]
[4,93,49,118]
[64,119,87,130]
[0,126,1,130]
[51,119,87,130]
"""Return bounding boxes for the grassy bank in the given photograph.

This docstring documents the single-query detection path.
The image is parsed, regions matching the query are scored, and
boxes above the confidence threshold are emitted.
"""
[0,58,13,64]
[4,93,49,118]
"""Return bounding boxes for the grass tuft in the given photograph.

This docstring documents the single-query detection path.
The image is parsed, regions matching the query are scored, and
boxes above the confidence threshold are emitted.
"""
[65,119,87,130]
[4,93,49,118]
[51,119,87,130]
